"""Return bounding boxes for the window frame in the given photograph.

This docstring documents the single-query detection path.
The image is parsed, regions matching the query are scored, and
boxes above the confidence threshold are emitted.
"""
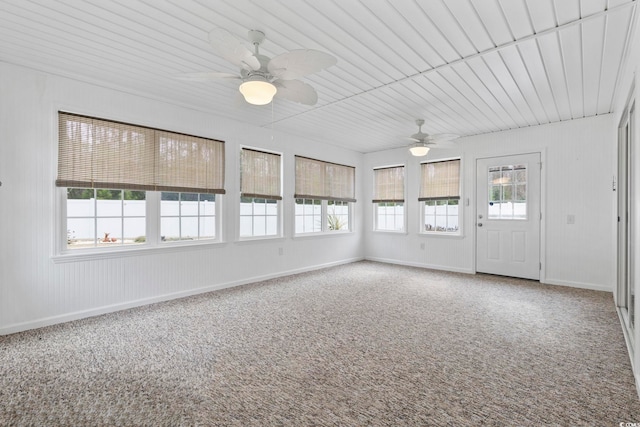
[238,146,283,241]
[419,157,462,236]
[420,198,460,234]
[55,112,226,259]
[294,198,353,235]
[327,200,352,233]
[374,201,406,233]
[159,191,221,243]
[239,196,282,240]
[294,198,323,234]
[372,165,406,233]
[293,156,356,237]
[64,188,148,250]
[486,164,528,220]
[58,188,223,257]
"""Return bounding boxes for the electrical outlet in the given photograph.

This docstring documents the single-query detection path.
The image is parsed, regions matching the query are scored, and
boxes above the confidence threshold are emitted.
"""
[278,247,284,256]
[567,214,575,225]
[420,243,425,250]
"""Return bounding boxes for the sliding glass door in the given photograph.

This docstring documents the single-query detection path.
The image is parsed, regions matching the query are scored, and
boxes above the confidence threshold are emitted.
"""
[618,97,635,349]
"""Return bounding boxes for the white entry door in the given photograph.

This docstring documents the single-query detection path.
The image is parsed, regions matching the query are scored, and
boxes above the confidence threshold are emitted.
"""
[476,153,541,280]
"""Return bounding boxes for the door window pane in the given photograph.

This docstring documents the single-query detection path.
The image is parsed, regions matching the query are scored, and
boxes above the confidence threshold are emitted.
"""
[488,165,527,220]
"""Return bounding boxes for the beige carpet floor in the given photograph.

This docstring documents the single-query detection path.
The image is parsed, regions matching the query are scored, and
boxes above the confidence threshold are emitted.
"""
[1,261,639,426]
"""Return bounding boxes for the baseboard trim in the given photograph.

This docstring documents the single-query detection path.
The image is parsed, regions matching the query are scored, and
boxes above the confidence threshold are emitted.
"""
[542,278,612,292]
[365,256,475,275]
[365,258,613,292]
[0,257,364,336]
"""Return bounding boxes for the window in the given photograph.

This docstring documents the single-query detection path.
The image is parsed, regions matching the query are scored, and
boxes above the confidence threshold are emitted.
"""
[160,192,217,241]
[328,200,349,230]
[58,112,225,252]
[239,148,282,238]
[240,197,279,237]
[294,156,356,234]
[423,199,459,232]
[294,199,351,232]
[420,159,461,234]
[376,202,405,231]
[487,164,527,219]
[66,188,146,248]
[294,199,322,233]
[373,166,405,232]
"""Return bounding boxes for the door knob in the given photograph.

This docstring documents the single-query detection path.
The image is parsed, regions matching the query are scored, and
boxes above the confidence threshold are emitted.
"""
[478,223,483,227]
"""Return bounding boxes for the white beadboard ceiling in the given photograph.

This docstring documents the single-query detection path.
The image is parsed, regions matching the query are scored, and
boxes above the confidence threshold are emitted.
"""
[0,0,636,153]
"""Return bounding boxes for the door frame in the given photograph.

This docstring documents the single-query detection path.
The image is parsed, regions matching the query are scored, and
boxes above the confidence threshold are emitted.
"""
[472,149,547,283]
[617,86,635,351]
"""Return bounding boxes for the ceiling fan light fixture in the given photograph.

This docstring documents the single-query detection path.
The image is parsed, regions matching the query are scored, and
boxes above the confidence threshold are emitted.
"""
[239,77,277,105]
[409,143,430,157]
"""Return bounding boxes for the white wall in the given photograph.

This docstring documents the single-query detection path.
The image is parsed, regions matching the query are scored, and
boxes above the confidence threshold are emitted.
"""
[364,113,615,292]
[0,62,364,335]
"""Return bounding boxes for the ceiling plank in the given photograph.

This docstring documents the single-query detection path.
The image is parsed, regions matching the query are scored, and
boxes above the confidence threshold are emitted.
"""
[558,25,585,118]
[582,17,607,117]
[517,38,562,123]
[536,32,574,120]
[595,4,635,114]
[497,0,535,39]
[500,45,551,124]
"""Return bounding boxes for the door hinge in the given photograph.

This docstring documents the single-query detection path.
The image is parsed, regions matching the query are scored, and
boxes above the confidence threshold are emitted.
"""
[540,212,542,220]
[540,262,542,270]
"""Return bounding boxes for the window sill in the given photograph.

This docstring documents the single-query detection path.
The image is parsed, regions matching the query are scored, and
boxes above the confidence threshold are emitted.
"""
[236,235,285,244]
[419,232,464,239]
[293,230,354,240]
[372,230,408,235]
[52,240,225,263]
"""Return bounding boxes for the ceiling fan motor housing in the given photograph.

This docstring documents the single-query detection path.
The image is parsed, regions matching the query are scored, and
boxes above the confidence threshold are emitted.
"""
[248,29,266,46]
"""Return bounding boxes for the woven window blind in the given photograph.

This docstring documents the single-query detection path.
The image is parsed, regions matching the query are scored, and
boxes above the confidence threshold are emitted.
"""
[373,166,404,203]
[240,148,282,200]
[295,156,356,202]
[57,112,225,194]
[419,159,460,201]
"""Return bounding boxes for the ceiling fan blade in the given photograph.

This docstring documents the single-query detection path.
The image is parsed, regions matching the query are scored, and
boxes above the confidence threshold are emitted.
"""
[273,79,318,105]
[409,132,429,142]
[424,135,460,148]
[268,49,337,80]
[208,28,261,71]
[410,132,459,143]
[174,72,241,81]
[426,140,458,148]
[430,133,460,142]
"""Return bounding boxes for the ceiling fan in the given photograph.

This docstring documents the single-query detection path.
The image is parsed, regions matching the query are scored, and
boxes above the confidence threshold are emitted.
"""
[408,119,459,156]
[177,28,337,106]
